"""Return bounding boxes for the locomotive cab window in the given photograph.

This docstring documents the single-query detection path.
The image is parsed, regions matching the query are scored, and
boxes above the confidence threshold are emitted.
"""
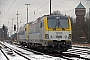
[47,17,69,28]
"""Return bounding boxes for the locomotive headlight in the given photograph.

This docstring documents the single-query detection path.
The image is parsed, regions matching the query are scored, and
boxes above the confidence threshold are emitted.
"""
[45,34,49,39]
[68,34,72,39]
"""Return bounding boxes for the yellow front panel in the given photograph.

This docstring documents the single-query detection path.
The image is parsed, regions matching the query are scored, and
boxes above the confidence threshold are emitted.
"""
[44,17,72,31]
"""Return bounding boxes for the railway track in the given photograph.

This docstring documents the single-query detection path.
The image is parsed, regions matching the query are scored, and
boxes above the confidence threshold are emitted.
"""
[2,44,31,60]
[0,46,9,60]
[17,45,73,60]
[16,44,90,60]
[62,46,90,60]
[1,42,65,60]
[0,42,30,60]
[43,49,90,60]
[1,42,90,60]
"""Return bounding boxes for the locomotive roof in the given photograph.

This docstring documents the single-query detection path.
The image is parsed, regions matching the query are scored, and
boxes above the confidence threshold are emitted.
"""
[28,15,69,24]
[47,15,68,19]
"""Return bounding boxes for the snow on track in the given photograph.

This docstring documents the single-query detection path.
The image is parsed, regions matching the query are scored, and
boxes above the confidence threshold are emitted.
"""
[1,42,66,60]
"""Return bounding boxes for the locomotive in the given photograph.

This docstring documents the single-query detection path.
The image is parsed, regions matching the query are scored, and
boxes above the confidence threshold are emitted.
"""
[19,14,72,52]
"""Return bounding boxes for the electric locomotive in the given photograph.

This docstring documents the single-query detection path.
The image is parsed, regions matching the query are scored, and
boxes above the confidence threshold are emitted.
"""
[19,14,72,52]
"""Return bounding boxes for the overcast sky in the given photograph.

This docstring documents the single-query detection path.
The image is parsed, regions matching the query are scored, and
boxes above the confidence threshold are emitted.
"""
[0,0,90,34]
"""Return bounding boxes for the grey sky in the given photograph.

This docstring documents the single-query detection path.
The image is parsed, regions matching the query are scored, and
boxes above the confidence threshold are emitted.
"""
[0,0,90,34]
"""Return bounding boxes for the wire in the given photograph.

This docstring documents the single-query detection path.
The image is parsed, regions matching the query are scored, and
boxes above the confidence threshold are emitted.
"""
[29,0,67,17]
[0,2,26,11]
[0,0,17,22]
[63,2,90,14]
[36,1,49,12]
[2,0,6,12]
[26,0,90,21]
[27,0,50,19]
[29,0,37,7]
[1,0,89,23]
[52,0,67,9]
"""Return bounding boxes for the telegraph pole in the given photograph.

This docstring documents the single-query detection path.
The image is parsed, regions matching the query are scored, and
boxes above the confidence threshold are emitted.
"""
[88,8,90,43]
[11,19,14,34]
[2,24,5,43]
[25,4,30,23]
[89,8,90,20]
[50,0,51,15]
[11,19,13,43]
[16,11,19,42]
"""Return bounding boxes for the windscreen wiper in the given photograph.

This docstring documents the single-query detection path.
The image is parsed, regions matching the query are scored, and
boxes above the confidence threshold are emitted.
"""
[53,17,65,30]
[59,22,65,30]
[53,22,58,30]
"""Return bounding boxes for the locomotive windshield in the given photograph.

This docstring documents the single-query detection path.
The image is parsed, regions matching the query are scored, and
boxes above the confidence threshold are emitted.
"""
[47,17,69,28]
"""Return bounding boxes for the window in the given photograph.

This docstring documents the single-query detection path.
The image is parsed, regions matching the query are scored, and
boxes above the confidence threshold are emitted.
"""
[48,17,69,28]
[40,22,42,28]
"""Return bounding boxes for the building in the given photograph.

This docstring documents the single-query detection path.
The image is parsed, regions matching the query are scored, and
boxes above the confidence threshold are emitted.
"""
[0,25,8,41]
[0,28,4,41]
[73,1,87,43]
[75,1,86,29]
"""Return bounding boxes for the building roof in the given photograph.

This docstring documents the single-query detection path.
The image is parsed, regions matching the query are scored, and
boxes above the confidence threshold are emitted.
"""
[76,1,85,8]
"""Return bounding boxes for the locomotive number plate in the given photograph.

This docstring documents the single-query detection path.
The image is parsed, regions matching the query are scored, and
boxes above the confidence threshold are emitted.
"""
[56,32,63,34]
[56,36,62,38]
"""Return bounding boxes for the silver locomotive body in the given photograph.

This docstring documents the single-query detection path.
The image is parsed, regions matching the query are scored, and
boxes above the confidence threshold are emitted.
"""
[19,15,72,52]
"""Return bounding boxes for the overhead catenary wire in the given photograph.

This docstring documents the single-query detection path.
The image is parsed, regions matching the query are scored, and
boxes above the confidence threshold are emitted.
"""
[30,0,67,16]
[0,0,74,22]
[1,0,89,23]
[0,2,26,10]
[0,0,16,22]
[52,0,68,9]
[27,0,89,22]
[0,0,38,11]
[0,0,43,21]
[29,0,37,8]
[29,1,50,16]
[26,0,52,20]
[0,0,40,13]
[0,0,38,26]
[63,2,90,14]
[1,0,6,13]
[28,0,68,18]
[0,0,89,35]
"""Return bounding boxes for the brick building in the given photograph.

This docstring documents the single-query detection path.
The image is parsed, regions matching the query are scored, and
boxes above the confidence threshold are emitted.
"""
[75,1,86,30]
[73,1,87,43]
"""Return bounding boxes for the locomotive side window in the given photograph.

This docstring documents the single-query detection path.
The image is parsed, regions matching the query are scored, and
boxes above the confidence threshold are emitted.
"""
[40,22,44,28]
[40,22,42,28]
[42,22,44,27]
[25,28,26,31]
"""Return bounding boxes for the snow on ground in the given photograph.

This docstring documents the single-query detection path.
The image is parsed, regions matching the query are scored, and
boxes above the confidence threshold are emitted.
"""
[72,44,90,48]
[0,50,7,60]
[0,44,27,60]
[1,41,90,60]
[0,42,66,60]
[67,46,90,59]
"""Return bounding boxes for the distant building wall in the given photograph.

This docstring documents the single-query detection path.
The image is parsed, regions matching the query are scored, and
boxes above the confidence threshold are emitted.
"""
[0,26,8,40]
